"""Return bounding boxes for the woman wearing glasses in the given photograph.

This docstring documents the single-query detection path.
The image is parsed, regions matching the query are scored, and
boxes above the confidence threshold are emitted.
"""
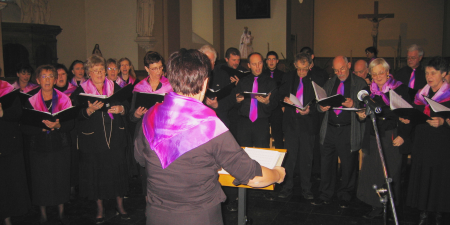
[21,65,74,224]
[71,55,130,224]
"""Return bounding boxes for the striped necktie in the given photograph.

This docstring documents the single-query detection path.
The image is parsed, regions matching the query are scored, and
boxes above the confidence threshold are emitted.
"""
[334,80,344,115]
[270,71,274,78]
[408,69,416,89]
[249,77,258,122]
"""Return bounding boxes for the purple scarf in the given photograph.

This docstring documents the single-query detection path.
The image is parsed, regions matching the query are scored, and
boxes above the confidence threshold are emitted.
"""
[116,75,136,88]
[12,81,39,93]
[0,80,14,97]
[133,76,173,93]
[63,82,77,96]
[414,81,450,116]
[81,78,115,119]
[70,77,87,87]
[29,89,72,113]
[142,92,229,169]
[370,76,402,106]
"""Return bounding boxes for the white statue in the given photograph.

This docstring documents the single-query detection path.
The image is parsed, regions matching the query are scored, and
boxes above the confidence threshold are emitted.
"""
[239,27,254,59]
[16,0,50,24]
[137,0,155,37]
[15,0,32,23]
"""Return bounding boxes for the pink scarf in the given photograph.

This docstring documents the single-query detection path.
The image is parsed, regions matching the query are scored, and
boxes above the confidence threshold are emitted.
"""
[80,78,115,119]
[142,92,228,169]
[63,82,77,96]
[414,81,450,116]
[369,76,402,106]
[12,81,39,93]
[70,77,87,87]
[29,89,72,114]
[116,75,136,88]
[133,76,173,93]
[0,80,15,97]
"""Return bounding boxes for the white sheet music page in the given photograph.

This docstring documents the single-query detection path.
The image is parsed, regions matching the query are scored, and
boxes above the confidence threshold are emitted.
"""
[312,81,327,101]
[289,93,303,108]
[389,90,412,110]
[424,96,450,112]
[218,147,281,175]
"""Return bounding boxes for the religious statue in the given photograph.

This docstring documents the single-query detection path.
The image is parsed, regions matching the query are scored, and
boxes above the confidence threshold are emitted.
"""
[137,0,155,37]
[367,16,387,49]
[16,0,51,24]
[92,44,103,57]
[239,27,254,59]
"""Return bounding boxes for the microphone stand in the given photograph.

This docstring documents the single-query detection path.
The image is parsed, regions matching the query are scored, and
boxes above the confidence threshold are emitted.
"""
[365,106,399,225]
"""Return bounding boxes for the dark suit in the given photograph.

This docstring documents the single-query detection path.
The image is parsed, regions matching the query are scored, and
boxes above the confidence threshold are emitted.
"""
[394,65,426,98]
[265,68,284,148]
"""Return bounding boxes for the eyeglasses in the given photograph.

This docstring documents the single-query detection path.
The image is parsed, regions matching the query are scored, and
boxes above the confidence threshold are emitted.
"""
[333,66,347,74]
[91,69,105,75]
[297,68,309,72]
[107,68,118,71]
[150,66,164,72]
[41,74,55,79]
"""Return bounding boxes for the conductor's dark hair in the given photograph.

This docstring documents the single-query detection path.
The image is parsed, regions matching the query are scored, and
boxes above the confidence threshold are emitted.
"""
[144,51,165,68]
[266,51,279,59]
[16,63,34,74]
[426,56,449,74]
[35,64,57,79]
[300,47,314,55]
[365,47,378,57]
[166,49,210,95]
[295,52,312,65]
[54,63,69,75]
[225,47,240,59]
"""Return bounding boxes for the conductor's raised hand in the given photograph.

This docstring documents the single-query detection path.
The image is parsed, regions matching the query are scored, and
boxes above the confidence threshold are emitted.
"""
[236,93,244,103]
[341,98,354,108]
[206,97,218,109]
[134,107,148,119]
[319,105,331,112]
[42,119,61,130]
[256,93,271,104]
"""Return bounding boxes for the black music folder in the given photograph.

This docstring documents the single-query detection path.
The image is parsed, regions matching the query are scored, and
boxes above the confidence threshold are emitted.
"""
[77,84,133,111]
[206,83,235,101]
[424,96,450,119]
[134,92,165,109]
[282,94,311,111]
[21,106,79,129]
[389,90,430,124]
[220,65,251,79]
[0,89,19,110]
[312,81,346,107]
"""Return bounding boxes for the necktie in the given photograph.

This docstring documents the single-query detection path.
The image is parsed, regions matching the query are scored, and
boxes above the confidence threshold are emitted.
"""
[334,81,344,115]
[296,77,304,111]
[249,77,258,122]
[408,69,416,89]
[270,71,274,79]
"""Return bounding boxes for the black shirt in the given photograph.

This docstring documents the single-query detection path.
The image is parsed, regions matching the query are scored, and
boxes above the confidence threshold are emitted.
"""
[310,65,329,87]
[328,75,352,124]
[210,63,248,91]
[394,65,426,91]
[264,68,284,87]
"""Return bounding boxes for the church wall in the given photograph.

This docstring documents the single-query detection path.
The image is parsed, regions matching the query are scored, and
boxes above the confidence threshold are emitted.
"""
[223,0,287,59]
[84,0,138,67]
[314,0,445,58]
[192,0,213,45]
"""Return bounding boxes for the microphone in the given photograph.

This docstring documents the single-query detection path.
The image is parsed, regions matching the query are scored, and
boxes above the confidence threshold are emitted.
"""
[357,90,382,114]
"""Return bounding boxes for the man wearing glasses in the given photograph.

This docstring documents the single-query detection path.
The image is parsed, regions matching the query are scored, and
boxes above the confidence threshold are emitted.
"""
[394,44,426,93]
[312,56,367,209]
[353,59,371,85]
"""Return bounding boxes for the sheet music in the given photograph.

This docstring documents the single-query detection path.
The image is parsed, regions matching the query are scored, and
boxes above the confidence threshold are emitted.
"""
[389,90,413,110]
[218,147,281,175]
[79,93,108,98]
[289,93,303,108]
[331,107,365,111]
[312,81,327,100]
[425,96,450,112]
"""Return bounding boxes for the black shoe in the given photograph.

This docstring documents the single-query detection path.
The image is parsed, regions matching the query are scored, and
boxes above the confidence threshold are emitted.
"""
[338,199,350,208]
[311,198,331,206]
[95,217,105,224]
[278,188,292,198]
[362,207,383,219]
[302,190,314,200]
[418,211,428,225]
[116,208,131,220]
[226,199,238,212]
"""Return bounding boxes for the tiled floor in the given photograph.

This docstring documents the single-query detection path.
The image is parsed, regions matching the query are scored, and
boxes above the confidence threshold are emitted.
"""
[8,176,449,225]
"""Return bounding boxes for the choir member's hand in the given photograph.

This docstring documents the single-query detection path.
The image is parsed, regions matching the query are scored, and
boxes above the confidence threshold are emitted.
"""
[134,107,148,119]
[43,119,61,130]
[206,97,219,109]
[0,103,3,118]
[392,136,404,147]
[297,105,310,115]
[341,98,354,108]
[236,93,244,103]
[87,100,104,115]
[355,110,366,120]
[319,105,331,112]
[399,117,410,124]
[108,105,125,115]
[426,117,444,128]
[256,93,270,105]
[273,166,286,184]
[283,96,293,105]
[230,75,239,85]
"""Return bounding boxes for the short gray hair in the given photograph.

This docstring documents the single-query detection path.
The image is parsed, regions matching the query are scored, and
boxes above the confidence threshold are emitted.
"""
[407,44,424,57]
[85,55,106,72]
[198,45,217,62]
[369,58,390,74]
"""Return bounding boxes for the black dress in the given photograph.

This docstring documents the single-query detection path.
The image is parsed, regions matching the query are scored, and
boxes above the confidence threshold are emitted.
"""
[71,84,129,200]
[21,100,73,206]
[407,89,450,212]
[0,96,30,220]
[357,85,412,208]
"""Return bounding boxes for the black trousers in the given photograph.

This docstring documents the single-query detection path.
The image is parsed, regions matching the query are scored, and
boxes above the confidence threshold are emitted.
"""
[236,116,270,148]
[283,130,315,191]
[269,105,284,148]
[319,125,358,201]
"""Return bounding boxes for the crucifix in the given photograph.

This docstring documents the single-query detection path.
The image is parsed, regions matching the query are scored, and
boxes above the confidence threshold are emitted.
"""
[358,1,394,49]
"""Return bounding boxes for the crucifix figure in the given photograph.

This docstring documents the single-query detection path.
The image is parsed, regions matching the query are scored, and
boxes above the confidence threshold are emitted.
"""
[358,1,394,49]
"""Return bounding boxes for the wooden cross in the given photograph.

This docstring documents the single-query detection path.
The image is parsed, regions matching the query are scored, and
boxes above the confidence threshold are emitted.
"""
[358,1,394,49]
